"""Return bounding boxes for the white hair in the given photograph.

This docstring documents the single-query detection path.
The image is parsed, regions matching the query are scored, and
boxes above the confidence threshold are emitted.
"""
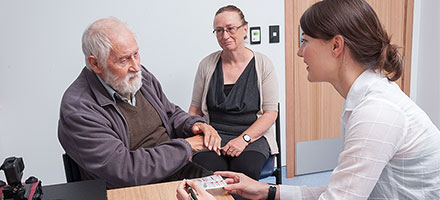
[81,17,132,69]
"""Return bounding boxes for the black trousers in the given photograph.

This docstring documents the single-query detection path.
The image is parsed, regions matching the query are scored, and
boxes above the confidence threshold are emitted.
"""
[193,151,267,180]
[160,161,213,183]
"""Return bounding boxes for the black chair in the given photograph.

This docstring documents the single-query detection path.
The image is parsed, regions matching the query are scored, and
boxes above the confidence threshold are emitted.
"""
[62,153,82,182]
[259,103,282,184]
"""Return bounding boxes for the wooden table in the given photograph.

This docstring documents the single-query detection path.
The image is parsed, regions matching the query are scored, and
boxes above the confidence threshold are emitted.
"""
[107,180,234,200]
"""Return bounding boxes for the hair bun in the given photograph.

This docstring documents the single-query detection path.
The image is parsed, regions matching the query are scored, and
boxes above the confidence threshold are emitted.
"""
[380,43,402,81]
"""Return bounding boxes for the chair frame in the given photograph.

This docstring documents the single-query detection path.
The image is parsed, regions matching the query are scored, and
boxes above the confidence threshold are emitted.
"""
[62,153,82,182]
[273,103,282,184]
[259,103,282,184]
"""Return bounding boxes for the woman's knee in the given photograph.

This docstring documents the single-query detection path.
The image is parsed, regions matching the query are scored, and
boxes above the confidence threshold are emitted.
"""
[192,152,228,171]
[230,152,267,179]
[230,162,261,179]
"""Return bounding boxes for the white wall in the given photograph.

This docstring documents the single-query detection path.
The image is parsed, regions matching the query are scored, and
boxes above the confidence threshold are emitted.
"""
[0,0,285,185]
[410,0,440,128]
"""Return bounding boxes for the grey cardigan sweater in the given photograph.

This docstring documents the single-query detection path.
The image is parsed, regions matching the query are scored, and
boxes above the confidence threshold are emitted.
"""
[58,66,205,189]
[191,50,279,154]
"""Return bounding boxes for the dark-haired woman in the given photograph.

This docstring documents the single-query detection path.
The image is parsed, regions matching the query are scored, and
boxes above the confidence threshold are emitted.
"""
[188,4,279,180]
[177,0,440,199]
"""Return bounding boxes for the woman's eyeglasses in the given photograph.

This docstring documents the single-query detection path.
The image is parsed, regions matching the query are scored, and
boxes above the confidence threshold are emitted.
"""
[213,25,244,36]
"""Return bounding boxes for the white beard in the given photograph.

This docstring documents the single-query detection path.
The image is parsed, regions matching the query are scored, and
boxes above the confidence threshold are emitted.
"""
[103,69,142,95]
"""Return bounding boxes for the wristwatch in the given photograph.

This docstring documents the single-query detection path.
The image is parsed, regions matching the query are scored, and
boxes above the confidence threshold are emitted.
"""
[268,185,277,200]
[242,134,251,143]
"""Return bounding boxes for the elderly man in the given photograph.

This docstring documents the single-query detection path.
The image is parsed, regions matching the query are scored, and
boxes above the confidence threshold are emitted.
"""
[58,17,221,189]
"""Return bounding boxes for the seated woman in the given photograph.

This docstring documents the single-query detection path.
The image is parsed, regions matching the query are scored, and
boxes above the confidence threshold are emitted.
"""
[189,5,279,180]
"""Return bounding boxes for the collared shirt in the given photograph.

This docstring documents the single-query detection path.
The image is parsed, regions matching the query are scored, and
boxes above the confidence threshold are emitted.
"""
[95,74,136,106]
[280,69,440,199]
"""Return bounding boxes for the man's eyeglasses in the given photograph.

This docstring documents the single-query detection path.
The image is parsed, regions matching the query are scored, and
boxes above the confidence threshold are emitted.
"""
[213,25,244,36]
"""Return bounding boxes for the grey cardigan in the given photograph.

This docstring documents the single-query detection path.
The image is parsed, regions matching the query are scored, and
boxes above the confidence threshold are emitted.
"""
[58,66,205,189]
[191,50,279,154]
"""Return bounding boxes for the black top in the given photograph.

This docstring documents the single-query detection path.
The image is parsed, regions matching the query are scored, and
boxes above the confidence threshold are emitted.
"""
[223,84,234,97]
[206,57,270,158]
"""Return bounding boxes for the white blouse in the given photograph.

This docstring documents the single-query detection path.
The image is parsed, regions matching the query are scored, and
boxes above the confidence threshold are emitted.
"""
[280,69,440,199]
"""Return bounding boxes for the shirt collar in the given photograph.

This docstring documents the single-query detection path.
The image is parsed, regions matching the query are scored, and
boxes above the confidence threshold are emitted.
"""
[95,73,136,106]
[342,69,386,114]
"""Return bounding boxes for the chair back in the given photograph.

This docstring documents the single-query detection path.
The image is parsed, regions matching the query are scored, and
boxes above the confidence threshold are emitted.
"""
[62,153,82,182]
[259,103,282,184]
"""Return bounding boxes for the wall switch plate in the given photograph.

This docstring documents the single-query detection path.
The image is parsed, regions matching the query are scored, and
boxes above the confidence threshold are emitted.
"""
[269,25,280,43]
[250,27,261,45]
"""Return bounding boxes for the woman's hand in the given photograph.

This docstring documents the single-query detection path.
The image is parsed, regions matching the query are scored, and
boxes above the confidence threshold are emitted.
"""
[220,110,277,157]
[192,122,221,155]
[215,171,269,200]
[176,179,215,200]
[221,136,248,157]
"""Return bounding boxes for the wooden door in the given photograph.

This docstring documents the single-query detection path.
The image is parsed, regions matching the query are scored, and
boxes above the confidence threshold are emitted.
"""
[285,0,414,177]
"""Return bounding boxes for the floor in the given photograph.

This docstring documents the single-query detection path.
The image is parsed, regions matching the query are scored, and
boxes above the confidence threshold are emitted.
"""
[260,167,332,187]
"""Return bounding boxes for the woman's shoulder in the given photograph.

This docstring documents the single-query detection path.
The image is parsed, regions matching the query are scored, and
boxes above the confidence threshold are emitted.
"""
[253,51,271,62]
[197,50,221,71]
[351,85,409,124]
[252,51,275,74]
[200,50,222,64]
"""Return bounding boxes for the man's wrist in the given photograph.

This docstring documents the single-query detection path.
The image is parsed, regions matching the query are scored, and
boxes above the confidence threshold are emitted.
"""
[193,121,205,126]
[192,121,205,135]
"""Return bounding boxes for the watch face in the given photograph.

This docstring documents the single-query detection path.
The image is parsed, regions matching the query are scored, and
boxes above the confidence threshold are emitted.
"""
[243,134,251,142]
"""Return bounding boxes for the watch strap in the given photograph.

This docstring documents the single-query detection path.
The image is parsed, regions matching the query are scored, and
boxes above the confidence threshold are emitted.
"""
[268,185,276,200]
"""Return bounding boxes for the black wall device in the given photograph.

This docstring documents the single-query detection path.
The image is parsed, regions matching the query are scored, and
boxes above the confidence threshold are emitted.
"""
[269,25,280,43]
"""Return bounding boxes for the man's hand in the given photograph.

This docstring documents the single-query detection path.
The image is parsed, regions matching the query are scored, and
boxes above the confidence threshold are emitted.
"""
[215,171,270,200]
[192,122,221,155]
[185,135,207,153]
